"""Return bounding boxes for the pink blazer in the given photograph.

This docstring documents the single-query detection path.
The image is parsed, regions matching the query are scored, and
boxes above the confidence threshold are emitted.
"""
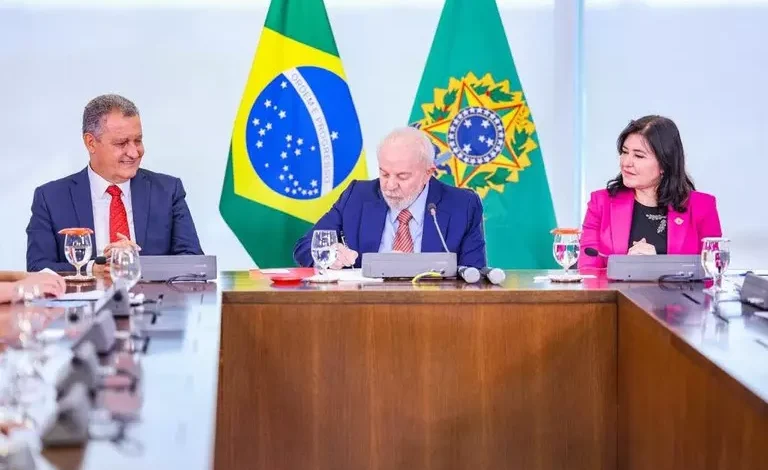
[578,189,722,269]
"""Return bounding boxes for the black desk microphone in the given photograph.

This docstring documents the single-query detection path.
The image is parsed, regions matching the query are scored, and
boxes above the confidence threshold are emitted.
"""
[428,203,479,283]
[584,248,608,258]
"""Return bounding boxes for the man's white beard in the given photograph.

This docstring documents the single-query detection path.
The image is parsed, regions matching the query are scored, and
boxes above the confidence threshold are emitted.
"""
[383,185,423,212]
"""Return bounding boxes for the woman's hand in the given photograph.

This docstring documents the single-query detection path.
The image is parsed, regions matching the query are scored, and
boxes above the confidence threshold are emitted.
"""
[628,238,657,255]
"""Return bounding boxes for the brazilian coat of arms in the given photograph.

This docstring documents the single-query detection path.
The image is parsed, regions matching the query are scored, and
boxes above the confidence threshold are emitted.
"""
[412,72,539,199]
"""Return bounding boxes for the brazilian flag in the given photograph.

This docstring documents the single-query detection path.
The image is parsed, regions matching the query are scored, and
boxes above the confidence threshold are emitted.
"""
[409,0,558,269]
[220,0,367,267]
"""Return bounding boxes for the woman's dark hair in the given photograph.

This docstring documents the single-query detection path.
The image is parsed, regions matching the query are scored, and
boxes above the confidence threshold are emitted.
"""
[606,115,695,212]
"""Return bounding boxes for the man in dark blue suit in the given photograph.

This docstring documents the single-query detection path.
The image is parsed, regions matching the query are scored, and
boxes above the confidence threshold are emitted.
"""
[26,94,203,273]
[294,127,486,269]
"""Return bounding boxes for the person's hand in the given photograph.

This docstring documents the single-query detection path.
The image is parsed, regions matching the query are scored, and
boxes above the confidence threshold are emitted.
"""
[13,272,66,298]
[329,243,358,269]
[103,232,141,258]
[628,238,657,255]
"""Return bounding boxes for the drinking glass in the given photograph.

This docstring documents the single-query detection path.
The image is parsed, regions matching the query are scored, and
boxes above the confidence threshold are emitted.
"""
[110,246,144,350]
[550,228,581,281]
[61,228,94,281]
[311,230,338,277]
[8,285,47,404]
[701,237,730,294]
[12,285,44,350]
[111,246,142,290]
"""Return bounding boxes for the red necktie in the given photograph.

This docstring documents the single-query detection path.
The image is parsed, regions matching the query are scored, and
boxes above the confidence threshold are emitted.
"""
[392,209,414,253]
[106,185,130,243]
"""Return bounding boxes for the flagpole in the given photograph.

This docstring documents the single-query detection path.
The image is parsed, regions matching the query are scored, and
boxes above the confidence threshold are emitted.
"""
[575,0,586,226]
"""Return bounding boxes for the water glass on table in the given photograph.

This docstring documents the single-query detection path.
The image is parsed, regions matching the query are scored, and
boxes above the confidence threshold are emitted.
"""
[6,285,47,407]
[110,246,142,290]
[701,237,730,295]
[310,230,339,282]
[110,246,145,349]
[549,228,582,282]
[59,228,95,282]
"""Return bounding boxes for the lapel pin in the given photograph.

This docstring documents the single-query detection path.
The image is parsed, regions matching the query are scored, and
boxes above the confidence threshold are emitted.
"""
[674,217,683,225]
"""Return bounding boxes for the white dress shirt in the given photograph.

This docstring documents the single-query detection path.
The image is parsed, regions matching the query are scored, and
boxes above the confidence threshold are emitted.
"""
[86,166,136,272]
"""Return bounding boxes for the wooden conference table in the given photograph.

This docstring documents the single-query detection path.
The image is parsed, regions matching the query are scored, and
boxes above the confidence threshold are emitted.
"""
[3,270,766,469]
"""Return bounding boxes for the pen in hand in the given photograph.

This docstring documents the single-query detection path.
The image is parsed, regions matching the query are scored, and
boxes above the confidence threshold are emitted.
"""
[336,230,358,268]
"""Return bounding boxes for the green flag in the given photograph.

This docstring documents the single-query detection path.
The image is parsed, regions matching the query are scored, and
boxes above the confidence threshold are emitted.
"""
[408,0,558,268]
[219,0,367,267]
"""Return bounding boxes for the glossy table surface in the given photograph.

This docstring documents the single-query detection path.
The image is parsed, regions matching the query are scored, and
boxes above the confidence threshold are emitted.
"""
[622,282,768,405]
[2,279,221,470]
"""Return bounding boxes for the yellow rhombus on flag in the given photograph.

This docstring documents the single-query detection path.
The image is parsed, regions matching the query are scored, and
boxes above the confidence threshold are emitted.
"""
[220,0,367,268]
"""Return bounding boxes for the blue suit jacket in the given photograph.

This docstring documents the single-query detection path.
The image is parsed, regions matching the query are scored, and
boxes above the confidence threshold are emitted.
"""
[26,167,203,272]
[293,177,487,268]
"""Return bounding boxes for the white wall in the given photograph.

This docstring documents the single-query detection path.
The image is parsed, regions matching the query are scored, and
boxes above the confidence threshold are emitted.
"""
[1,0,765,271]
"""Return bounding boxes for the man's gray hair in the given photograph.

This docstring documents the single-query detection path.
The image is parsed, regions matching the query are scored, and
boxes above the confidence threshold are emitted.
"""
[377,127,436,166]
[82,94,139,137]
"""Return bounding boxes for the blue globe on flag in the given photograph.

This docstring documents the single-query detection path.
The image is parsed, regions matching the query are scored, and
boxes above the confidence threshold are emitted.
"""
[245,66,363,200]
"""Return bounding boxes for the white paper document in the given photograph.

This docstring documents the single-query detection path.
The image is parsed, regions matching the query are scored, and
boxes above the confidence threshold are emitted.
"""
[334,269,383,283]
[50,289,105,301]
[259,268,291,274]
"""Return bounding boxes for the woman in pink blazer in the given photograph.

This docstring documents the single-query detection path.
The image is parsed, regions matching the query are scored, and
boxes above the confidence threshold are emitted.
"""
[578,115,722,269]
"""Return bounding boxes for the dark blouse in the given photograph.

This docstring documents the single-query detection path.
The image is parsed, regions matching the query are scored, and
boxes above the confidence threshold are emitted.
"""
[628,200,667,254]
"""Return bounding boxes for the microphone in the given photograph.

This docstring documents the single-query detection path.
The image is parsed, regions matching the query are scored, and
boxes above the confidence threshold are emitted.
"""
[458,266,480,283]
[428,203,477,283]
[427,203,450,253]
[480,267,505,285]
[584,247,608,258]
